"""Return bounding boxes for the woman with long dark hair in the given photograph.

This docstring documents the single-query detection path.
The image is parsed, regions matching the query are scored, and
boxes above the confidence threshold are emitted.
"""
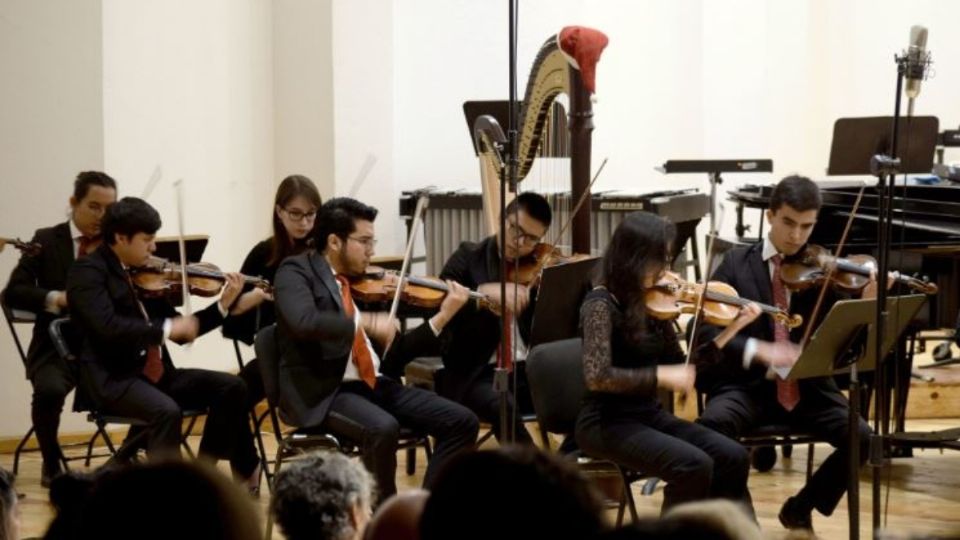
[575,211,759,514]
[225,174,323,344]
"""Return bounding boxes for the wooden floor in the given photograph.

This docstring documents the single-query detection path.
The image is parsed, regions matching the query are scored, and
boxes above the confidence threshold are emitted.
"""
[6,417,960,540]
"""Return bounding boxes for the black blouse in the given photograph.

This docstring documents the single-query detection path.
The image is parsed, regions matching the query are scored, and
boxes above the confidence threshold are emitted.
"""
[222,239,278,345]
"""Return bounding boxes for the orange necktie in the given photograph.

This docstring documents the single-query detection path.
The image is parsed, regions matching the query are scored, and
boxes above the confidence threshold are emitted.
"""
[335,275,377,389]
[771,254,800,411]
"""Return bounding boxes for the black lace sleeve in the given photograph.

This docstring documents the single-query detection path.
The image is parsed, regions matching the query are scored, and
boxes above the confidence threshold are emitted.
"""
[581,297,657,396]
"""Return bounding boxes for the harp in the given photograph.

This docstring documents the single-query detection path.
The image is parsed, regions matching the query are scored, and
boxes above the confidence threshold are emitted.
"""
[472,26,608,253]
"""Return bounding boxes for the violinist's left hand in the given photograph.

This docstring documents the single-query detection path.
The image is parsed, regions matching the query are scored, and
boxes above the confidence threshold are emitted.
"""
[731,302,762,331]
[429,281,470,333]
[218,272,244,312]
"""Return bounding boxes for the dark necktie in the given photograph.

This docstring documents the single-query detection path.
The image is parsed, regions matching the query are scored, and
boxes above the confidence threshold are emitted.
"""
[126,273,164,383]
[771,254,800,411]
[335,275,377,389]
[77,236,97,257]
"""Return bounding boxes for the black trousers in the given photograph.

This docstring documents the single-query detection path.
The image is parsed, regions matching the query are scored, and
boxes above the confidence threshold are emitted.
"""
[29,352,76,474]
[442,365,534,445]
[697,382,872,516]
[100,368,259,476]
[238,358,265,410]
[577,399,751,514]
[320,377,479,501]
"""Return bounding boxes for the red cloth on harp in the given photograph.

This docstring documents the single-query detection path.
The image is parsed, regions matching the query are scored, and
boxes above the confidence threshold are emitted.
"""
[558,26,609,94]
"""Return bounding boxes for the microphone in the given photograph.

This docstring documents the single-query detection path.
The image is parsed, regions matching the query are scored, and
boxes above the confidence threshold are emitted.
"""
[904,25,929,102]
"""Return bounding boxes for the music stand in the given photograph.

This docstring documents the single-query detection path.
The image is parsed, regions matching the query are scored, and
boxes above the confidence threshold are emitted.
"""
[528,257,598,348]
[154,235,208,264]
[781,295,926,381]
[826,116,939,176]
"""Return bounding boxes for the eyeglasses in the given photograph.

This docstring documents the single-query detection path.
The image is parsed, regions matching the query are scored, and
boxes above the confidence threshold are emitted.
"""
[283,208,317,222]
[505,220,543,245]
[347,236,377,249]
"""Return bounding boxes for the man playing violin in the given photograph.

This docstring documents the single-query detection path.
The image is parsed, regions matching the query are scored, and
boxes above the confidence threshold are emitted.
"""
[273,197,478,503]
[694,175,875,532]
[66,197,261,491]
[436,192,552,445]
[3,171,116,486]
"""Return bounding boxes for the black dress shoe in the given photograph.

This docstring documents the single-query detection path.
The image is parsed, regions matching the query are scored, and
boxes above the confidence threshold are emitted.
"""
[779,496,814,531]
[751,446,777,472]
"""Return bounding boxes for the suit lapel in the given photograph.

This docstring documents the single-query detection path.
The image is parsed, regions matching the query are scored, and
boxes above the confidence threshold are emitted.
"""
[747,242,773,307]
[54,222,74,273]
[310,252,344,313]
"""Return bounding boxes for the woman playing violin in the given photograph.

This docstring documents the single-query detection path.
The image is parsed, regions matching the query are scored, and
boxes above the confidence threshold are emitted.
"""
[575,211,759,515]
[222,175,323,410]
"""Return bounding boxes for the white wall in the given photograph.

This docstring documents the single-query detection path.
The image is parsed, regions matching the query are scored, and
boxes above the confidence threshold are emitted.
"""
[0,0,105,438]
[101,0,276,373]
[383,0,960,246]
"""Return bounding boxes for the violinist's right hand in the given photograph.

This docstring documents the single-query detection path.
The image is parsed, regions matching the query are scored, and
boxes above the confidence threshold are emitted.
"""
[54,291,69,309]
[755,340,801,369]
[478,282,530,314]
[169,315,200,343]
[656,364,695,394]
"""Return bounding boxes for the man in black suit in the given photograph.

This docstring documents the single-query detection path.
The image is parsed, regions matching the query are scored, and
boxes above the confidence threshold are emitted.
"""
[3,171,117,485]
[66,197,260,488]
[436,192,552,444]
[273,197,479,501]
[695,175,875,532]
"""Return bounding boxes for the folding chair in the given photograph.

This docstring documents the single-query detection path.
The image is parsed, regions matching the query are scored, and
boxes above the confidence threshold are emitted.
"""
[48,318,204,465]
[1,293,94,475]
[526,338,655,527]
[255,324,432,538]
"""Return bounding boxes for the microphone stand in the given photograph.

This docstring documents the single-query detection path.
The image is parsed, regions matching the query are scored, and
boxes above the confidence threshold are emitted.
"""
[494,0,520,444]
[867,51,911,536]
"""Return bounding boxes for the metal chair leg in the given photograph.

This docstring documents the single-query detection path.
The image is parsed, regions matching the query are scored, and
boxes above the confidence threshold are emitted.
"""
[12,427,35,476]
[806,443,815,479]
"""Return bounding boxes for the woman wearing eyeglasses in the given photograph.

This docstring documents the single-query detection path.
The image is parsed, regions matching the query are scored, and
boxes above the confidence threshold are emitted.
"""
[223,175,322,458]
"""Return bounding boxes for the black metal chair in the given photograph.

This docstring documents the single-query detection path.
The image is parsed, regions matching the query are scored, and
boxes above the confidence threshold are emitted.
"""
[48,318,203,464]
[404,355,542,448]
[255,324,433,538]
[1,293,98,475]
[526,338,655,527]
[229,338,275,490]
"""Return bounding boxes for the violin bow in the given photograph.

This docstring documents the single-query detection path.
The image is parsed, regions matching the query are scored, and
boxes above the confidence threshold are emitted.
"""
[797,181,867,349]
[173,179,193,317]
[550,157,608,249]
[387,195,429,323]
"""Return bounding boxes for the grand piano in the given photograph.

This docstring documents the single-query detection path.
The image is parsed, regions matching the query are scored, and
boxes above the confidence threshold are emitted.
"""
[729,180,960,330]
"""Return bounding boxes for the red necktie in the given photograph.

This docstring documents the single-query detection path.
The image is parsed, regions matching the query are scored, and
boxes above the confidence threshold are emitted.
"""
[77,236,97,257]
[335,275,377,389]
[126,273,164,383]
[498,312,514,372]
[771,254,800,411]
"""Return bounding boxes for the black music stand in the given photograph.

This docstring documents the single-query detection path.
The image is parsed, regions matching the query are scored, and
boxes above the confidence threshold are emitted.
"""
[154,235,208,264]
[528,257,598,348]
[778,295,925,537]
[826,116,938,176]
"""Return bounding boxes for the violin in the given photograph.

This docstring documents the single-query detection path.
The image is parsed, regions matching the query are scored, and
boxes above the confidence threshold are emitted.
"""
[350,266,489,310]
[645,272,803,329]
[130,256,271,299]
[780,244,938,295]
[0,237,42,257]
[505,243,594,287]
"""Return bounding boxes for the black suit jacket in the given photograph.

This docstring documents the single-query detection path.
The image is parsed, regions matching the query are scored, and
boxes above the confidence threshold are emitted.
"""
[3,222,75,378]
[274,251,438,428]
[695,241,843,399]
[437,236,536,400]
[66,244,225,405]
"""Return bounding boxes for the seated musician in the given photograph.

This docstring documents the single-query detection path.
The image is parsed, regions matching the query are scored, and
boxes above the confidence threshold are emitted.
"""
[66,197,261,491]
[576,211,757,515]
[3,171,117,486]
[223,174,322,407]
[694,175,875,531]
[436,192,551,444]
[273,197,479,502]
